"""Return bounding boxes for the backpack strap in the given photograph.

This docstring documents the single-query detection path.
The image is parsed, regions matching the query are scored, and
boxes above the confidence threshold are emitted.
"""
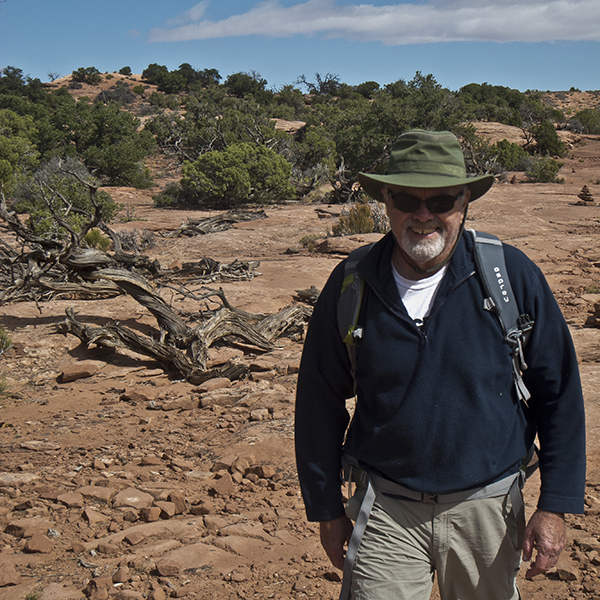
[337,244,374,387]
[468,230,534,404]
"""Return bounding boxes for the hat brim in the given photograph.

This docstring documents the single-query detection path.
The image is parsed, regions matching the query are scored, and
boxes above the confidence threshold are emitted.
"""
[357,172,494,203]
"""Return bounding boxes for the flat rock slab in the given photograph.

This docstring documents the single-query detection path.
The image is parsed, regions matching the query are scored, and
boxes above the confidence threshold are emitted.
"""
[113,488,154,509]
[161,541,245,575]
[0,472,39,486]
[19,441,61,452]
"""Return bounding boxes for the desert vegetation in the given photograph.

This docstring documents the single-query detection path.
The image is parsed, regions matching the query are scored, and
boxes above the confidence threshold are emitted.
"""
[1,64,593,218]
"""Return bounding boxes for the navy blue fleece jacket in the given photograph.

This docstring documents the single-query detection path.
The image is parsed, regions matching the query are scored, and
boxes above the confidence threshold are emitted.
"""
[295,231,586,522]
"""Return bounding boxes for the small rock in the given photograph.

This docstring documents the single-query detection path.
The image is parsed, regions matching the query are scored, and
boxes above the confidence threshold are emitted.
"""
[189,502,211,516]
[124,531,146,546]
[78,485,117,503]
[155,501,176,519]
[120,391,152,403]
[250,408,270,421]
[168,491,186,514]
[93,458,108,470]
[155,558,181,577]
[149,588,167,600]
[250,371,276,382]
[324,570,342,582]
[0,561,21,586]
[140,455,163,466]
[19,440,61,452]
[71,540,86,554]
[0,472,40,486]
[210,472,235,497]
[248,465,276,479]
[140,506,162,522]
[575,536,600,552]
[170,458,194,472]
[555,558,579,581]
[115,591,145,600]
[112,565,131,583]
[96,542,119,555]
[57,491,84,508]
[5,517,53,538]
[122,510,139,523]
[113,488,154,510]
[83,507,108,524]
[161,396,198,411]
[24,532,53,553]
[60,360,100,382]
[193,378,231,393]
[12,499,34,511]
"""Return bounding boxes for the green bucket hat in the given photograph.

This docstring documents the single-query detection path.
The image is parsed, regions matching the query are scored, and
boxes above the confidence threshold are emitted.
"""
[357,129,494,203]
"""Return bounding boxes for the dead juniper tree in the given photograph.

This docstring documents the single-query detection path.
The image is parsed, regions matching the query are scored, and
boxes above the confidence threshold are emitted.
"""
[0,159,311,383]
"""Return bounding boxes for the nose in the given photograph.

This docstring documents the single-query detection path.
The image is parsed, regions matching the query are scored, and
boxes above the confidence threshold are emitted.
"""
[412,201,435,221]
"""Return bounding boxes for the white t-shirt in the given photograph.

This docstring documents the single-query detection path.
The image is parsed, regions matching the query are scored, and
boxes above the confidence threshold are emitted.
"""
[391,262,447,325]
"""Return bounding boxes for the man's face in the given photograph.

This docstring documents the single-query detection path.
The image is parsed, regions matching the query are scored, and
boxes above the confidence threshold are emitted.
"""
[383,184,470,277]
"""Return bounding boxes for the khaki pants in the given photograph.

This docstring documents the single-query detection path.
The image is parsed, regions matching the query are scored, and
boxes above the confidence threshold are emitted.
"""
[347,488,525,600]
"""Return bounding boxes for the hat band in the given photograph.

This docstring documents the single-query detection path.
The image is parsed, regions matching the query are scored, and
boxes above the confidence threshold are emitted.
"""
[388,160,466,179]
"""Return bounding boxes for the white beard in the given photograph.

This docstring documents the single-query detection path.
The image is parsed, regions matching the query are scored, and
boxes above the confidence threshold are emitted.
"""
[399,223,447,263]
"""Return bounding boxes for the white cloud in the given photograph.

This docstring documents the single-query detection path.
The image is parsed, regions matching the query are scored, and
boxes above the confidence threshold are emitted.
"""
[165,1,210,27]
[149,0,600,44]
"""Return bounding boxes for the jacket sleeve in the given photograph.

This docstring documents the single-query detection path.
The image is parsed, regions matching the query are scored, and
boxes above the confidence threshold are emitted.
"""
[295,261,355,522]
[508,246,586,514]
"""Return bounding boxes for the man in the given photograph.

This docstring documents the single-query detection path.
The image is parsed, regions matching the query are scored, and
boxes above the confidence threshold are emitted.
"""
[295,129,586,600]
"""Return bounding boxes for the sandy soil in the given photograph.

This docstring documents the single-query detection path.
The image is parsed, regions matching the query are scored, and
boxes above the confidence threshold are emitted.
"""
[0,128,600,600]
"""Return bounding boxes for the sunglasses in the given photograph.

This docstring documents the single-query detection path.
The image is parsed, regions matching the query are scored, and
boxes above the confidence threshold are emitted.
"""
[389,190,465,214]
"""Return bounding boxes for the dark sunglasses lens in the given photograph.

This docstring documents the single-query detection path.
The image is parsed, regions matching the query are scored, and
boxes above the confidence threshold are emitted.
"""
[391,193,458,213]
[427,195,457,213]
[392,195,420,212]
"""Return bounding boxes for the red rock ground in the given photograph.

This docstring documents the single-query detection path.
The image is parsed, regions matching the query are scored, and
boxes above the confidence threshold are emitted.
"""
[0,127,599,600]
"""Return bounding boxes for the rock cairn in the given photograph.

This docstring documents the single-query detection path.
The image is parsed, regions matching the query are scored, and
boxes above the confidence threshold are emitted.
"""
[576,185,595,206]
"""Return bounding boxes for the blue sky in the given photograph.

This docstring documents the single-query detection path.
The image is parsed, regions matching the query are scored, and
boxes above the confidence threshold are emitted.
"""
[1,0,599,93]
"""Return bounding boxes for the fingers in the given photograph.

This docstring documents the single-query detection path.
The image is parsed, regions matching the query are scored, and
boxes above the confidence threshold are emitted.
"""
[320,516,354,570]
[523,509,566,579]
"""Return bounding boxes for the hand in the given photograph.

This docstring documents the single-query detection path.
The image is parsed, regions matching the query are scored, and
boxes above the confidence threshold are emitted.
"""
[522,509,566,578]
[319,516,354,570]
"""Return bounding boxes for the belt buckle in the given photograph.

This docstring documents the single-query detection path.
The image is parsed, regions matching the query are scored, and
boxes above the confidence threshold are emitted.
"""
[421,492,438,503]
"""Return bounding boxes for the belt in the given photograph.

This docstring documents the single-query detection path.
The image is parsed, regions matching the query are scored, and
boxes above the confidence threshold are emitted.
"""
[338,454,524,600]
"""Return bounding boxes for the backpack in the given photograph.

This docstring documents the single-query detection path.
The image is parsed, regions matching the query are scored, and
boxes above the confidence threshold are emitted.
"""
[337,229,535,404]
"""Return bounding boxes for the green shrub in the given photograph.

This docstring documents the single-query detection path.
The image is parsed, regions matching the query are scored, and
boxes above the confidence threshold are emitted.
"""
[180,143,294,207]
[13,157,120,237]
[119,66,132,77]
[573,109,600,134]
[71,67,103,85]
[0,326,12,356]
[83,228,111,251]
[299,234,321,251]
[525,157,564,183]
[132,84,145,96]
[491,139,529,171]
[147,92,179,110]
[153,182,183,207]
[332,200,374,236]
[532,120,566,157]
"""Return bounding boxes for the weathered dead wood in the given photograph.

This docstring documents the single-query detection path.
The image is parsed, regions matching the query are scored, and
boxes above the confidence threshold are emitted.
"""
[1,184,312,384]
[56,308,249,384]
[90,268,190,338]
[56,301,311,383]
[163,209,267,238]
[255,305,313,341]
[294,286,320,306]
